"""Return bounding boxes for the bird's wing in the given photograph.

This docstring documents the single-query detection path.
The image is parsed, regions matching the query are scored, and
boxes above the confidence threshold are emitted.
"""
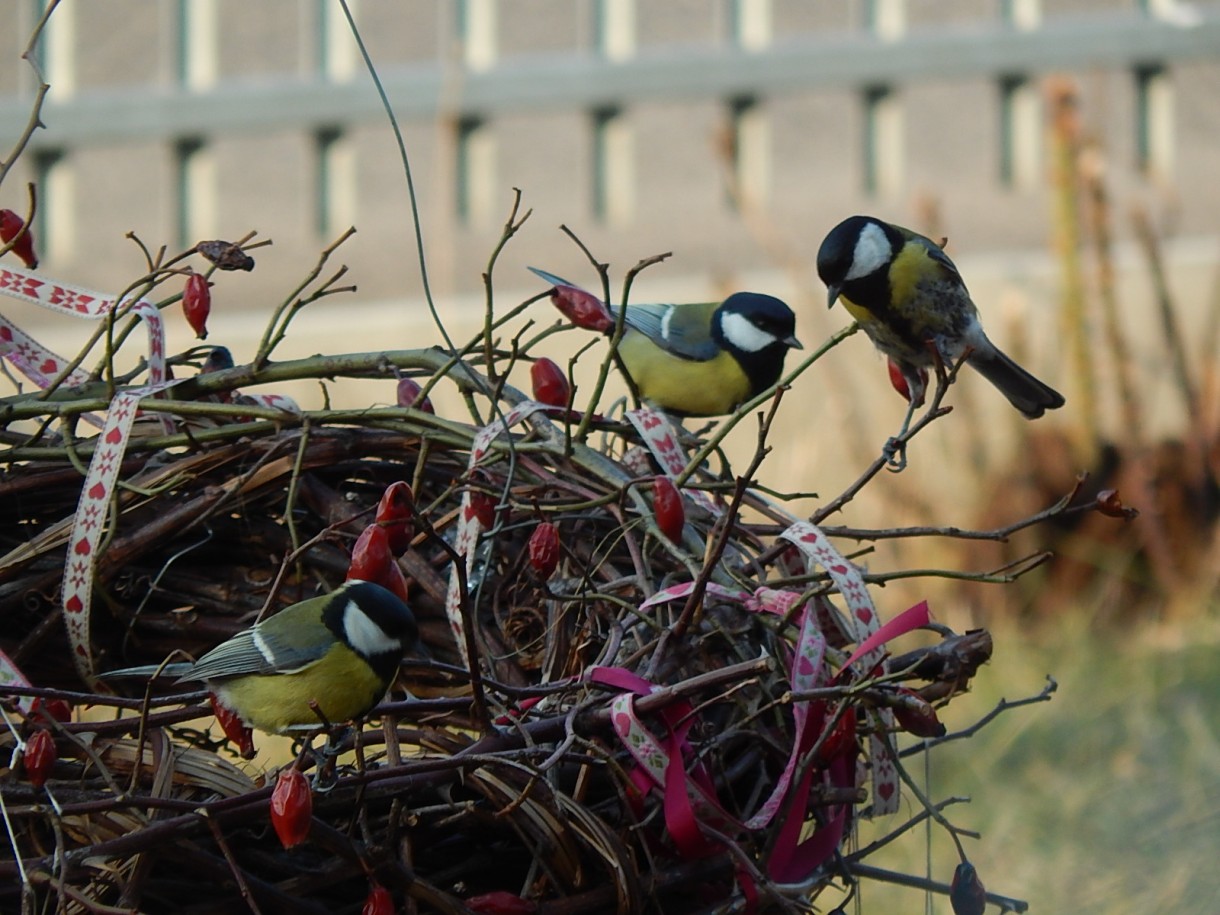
[179,622,329,682]
[904,230,965,285]
[622,301,721,361]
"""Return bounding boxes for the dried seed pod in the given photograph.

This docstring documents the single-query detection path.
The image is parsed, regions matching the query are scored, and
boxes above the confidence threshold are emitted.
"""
[527,521,560,579]
[183,273,211,339]
[1096,489,1138,519]
[270,767,312,849]
[196,239,255,271]
[23,729,56,788]
[530,357,571,408]
[890,686,946,738]
[0,208,38,268]
[652,476,685,542]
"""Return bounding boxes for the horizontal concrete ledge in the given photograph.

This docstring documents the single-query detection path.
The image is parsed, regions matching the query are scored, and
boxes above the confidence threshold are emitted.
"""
[2,12,1218,147]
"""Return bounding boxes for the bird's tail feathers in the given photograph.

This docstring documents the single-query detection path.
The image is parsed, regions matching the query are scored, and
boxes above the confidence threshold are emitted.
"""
[99,662,194,680]
[967,345,1065,419]
[527,266,581,289]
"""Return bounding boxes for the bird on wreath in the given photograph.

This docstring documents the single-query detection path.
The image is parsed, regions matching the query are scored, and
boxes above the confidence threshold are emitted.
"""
[104,580,417,738]
[816,215,1064,443]
[530,267,802,417]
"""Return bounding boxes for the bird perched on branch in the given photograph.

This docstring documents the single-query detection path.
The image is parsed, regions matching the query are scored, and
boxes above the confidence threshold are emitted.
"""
[530,267,802,417]
[106,580,417,736]
[817,215,1064,444]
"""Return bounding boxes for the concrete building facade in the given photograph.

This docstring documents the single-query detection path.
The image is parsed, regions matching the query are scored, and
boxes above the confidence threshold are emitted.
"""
[2,0,1217,308]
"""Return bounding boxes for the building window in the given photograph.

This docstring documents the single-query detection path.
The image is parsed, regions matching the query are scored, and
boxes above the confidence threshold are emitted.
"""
[591,107,632,226]
[863,0,905,40]
[726,96,769,209]
[456,0,496,70]
[316,0,357,80]
[592,0,635,60]
[1134,64,1172,178]
[727,0,770,50]
[455,117,495,227]
[33,148,71,262]
[314,128,355,238]
[998,75,1038,189]
[999,0,1040,29]
[175,0,218,89]
[33,0,75,95]
[862,85,901,196]
[174,137,215,249]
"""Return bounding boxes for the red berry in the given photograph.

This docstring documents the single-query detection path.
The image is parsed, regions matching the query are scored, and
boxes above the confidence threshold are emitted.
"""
[652,476,685,542]
[376,481,415,556]
[362,884,394,915]
[29,697,73,725]
[529,357,571,408]
[347,524,394,584]
[527,521,560,579]
[466,890,538,914]
[814,705,857,766]
[950,860,987,915]
[396,378,435,413]
[23,729,56,788]
[210,694,256,759]
[886,357,927,406]
[270,767,312,849]
[553,288,613,332]
[183,272,212,339]
[0,208,38,268]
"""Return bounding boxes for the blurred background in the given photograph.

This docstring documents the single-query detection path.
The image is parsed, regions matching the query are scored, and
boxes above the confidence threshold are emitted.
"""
[2,1,1219,911]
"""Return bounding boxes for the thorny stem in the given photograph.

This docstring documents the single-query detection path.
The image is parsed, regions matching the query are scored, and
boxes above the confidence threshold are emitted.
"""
[0,3,56,190]
[254,227,356,369]
[481,189,532,382]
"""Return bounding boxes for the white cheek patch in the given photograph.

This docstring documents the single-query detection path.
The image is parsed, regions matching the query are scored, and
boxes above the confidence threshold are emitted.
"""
[343,600,401,658]
[720,311,781,353]
[845,222,893,281]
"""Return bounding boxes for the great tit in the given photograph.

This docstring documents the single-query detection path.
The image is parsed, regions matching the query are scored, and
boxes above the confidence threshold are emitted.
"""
[108,580,418,735]
[530,267,803,417]
[817,215,1065,423]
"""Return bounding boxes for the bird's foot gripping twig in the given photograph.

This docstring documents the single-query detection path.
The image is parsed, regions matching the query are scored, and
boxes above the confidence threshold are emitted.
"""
[883,397,920,472]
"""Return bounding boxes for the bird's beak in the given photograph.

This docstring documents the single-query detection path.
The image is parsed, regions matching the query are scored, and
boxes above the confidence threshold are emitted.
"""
[784,334,803,350]
[826,284,841,309]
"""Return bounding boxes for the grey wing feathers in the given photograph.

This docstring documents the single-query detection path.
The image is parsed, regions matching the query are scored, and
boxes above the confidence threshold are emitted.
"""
[912,235,965,285]
[178,628,326,682]
[624,303,720,361]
